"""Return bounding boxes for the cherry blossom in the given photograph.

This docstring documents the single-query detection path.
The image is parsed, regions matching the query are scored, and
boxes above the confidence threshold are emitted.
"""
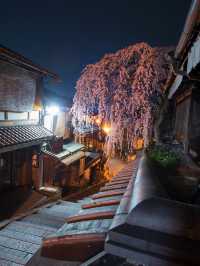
[72,43,170,157]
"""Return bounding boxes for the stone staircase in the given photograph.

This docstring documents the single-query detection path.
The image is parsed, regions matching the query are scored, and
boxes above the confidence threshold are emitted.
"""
[0,201,81,265]
[41,160,139,262]
[0,160,139,265]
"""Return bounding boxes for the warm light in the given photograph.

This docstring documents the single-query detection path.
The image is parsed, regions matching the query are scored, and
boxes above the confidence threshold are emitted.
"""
[33,104,42,111]
[128,154,136,161]
[95,118,101,125]
[134,138,144,150]
[46,105,60,115]
[102,125,111,134]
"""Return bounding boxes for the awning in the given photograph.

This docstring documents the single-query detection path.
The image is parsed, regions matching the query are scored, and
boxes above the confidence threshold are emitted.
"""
[63,142,85,153]
[61,151,85,166]
[168,74,183,99]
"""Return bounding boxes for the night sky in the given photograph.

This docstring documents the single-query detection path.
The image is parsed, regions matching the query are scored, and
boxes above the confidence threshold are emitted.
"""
[0,0,191,102]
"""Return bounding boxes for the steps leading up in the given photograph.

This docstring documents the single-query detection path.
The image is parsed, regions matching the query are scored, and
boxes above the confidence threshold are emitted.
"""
[0,200,82,265]
[0,160,139,265]
[41,160,139,262]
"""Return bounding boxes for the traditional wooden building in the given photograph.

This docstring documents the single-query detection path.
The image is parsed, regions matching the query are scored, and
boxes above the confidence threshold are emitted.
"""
[43,90,73,139]
[74,125,104,151]
[0,45,58,191]
[42,141,102,192]
[167,0,200,165]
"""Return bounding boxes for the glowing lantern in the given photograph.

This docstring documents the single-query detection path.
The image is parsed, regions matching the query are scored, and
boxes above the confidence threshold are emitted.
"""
[128,154,136,161]
[95,118,101,125]
[134,138,144,150]
[102,124,111,134]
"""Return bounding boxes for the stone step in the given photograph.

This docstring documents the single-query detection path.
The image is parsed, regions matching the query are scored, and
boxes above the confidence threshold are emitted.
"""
[92,190,126,200]
[82,199,120,209]
[0,258,22,266]
[0,229,42,245]
[77,197,92,204]
[38,208,69,219]
[49,203,80,210]
[79,205,118,215]
[55,200,81,207]
[22,214,63,229]
[46,219,113,239]
[6,221,56,237]
[66,211,115,223]
[94,195,123,202]
[100,184,128,192]
[35,210,66,222]
[0,235,39,254]
[0,245,32,265]
[39,204,81,219]
[105,180,129,186]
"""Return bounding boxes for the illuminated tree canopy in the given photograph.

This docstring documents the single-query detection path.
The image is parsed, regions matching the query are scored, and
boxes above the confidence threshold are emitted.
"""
[72,43,170,157]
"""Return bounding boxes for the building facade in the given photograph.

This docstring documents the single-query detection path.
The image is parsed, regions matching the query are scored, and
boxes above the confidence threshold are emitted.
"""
[0,45,58,191]
[167,0,200,165]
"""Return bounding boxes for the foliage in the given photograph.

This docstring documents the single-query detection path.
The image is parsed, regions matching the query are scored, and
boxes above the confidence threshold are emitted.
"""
[147,145,180,169]
[72,43,171,157]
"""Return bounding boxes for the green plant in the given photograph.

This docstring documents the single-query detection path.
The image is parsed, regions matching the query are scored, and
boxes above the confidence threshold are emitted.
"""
[147,145,180,169]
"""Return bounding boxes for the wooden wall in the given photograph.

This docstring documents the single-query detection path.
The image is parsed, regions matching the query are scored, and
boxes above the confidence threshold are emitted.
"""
[0,60,41,112]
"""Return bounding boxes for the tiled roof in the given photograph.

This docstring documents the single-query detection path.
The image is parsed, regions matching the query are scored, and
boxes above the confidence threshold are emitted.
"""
[0,125,53,148]
[0,44,59,79]
[42,142,85,160]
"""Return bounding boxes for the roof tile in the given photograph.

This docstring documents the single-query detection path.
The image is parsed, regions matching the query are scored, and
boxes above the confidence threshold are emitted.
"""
[0,125,53,148]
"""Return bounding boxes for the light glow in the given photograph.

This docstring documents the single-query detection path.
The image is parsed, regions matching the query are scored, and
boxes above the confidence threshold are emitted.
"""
[128,154,136,161]
[46,105,60,115]
[44,115,53,131]
[95,118,101,125]
[102,124,111,134]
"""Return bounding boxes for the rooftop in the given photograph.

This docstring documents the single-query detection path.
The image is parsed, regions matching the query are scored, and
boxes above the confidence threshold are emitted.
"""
[0,45,59,79]
[0,125,53,153]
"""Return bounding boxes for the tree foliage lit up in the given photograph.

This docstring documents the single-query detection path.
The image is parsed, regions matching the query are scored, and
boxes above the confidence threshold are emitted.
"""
[72,43,171,157]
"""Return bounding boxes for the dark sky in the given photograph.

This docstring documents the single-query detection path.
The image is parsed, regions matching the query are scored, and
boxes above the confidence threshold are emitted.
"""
[0,0,191,100]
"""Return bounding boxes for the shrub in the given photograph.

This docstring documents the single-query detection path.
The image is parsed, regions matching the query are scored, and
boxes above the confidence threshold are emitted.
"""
[147,145,180,170]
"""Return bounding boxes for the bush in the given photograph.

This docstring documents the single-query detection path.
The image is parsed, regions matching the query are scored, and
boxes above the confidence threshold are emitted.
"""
[147,145,180,170]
